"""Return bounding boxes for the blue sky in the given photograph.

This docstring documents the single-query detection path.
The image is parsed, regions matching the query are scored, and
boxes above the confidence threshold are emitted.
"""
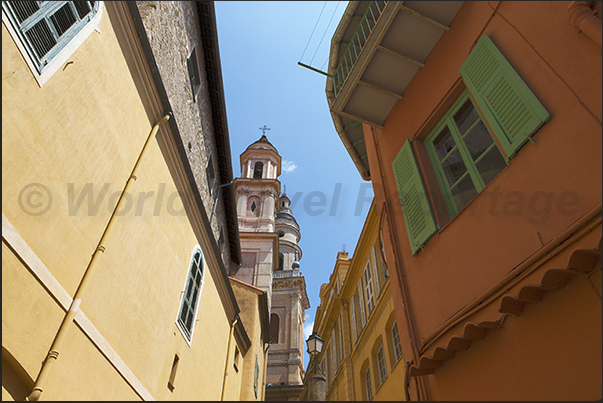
[214,1,373,369]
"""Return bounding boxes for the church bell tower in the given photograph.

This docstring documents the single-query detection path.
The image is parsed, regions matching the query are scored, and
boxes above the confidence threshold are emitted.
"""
[232,133,309,401]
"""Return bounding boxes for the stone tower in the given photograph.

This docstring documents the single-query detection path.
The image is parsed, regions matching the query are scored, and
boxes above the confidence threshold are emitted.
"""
[232,134,310,400]
[232,134,281,307]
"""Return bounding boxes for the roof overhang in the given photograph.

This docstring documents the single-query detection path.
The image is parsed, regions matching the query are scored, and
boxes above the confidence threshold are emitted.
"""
[326,1,464,179]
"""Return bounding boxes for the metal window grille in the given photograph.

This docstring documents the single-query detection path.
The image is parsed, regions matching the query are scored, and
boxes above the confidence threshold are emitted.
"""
[269,313,279,343]
[177,250,204,340]
[3,1,99,73]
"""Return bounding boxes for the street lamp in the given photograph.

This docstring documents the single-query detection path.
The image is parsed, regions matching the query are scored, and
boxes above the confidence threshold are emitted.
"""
[304,332,326,401]
[306,332,324,356]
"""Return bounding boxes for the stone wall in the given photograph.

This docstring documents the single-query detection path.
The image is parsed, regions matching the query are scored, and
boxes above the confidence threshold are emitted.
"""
[136,1,232,268]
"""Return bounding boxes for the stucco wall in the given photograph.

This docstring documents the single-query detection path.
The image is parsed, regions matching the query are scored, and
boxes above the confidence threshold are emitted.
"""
[362,1,602,400]
[2,3,234,400]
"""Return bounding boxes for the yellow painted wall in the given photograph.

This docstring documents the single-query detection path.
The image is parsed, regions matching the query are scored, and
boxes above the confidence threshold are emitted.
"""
[229,279,269,401]
[314,202,407,401]
[2,3,237,400]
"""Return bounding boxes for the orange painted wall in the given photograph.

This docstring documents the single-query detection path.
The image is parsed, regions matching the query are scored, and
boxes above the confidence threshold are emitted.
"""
[364,1,602,400]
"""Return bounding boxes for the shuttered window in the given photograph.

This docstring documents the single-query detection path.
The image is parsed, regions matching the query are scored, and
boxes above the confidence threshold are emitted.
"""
[330,335,337,377]
[426,91,508,217]
[364,263,375,315]
[365,366,374,400]
[370,247,382,298]
[391,320,402,362]
[393,34,549,254]
[177,246,205,342]
[337,316,344,364]
[377,343,388,385]
[2,1,99,73]
[392,140,438,255]
[350,295,358,343]
[187,47,202,100]
[460,34,550,160]
[269,313,279,344]
[357,279,367,328]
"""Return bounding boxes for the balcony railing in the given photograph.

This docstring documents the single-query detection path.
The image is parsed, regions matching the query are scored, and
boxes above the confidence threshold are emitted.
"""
[273,269,302,279]
[333,1,388,97]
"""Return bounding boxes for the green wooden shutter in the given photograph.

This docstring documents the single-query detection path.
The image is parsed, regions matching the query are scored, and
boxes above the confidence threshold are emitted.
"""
[459,34,550,159]
[391,140,438,255]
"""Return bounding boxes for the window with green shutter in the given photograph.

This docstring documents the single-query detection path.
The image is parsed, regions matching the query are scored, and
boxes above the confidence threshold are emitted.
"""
[392,140,438,255]
[425,91,508,217]
[460,34,550,160]
[2,1,100,74]
[393,34,550,252]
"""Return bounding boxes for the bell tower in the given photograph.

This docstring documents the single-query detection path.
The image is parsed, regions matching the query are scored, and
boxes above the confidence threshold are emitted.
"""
[268,193,310,397]
[232,133,310,400]
[232,134,281,306]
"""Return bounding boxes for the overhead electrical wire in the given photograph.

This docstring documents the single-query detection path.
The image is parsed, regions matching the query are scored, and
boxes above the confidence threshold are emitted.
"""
[309,1,341,66]
[299,1,328,62]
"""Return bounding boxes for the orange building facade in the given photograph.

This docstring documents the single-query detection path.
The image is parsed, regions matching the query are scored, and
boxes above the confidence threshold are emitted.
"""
[326,1,602,400]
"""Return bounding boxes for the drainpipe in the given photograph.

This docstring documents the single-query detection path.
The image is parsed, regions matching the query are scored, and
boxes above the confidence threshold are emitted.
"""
[27,114,171,402]
[260,342,270,400]
[220,315,239,401]
[568,1,602,48]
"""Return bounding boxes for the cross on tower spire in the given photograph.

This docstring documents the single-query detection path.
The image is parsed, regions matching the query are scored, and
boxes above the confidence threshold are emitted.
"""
[259,125,271,136]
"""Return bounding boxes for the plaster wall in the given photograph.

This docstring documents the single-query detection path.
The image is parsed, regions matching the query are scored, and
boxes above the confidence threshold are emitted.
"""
[315,204,406,401]
[361,1,602,399]
[2,4,234,400]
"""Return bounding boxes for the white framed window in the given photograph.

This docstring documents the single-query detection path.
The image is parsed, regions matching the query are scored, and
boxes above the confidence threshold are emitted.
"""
[376,343,388,385]
[350,295,358,343]
[2,1,102,86]
[364,263,375,315]
[337,316,343,365]
[391,320,402,362]
[176,245,205,344]
[364,366,374,400]
[357,279,367,328]
[331,330,338,375]
[370,248,381,298]
[187,47,203,101]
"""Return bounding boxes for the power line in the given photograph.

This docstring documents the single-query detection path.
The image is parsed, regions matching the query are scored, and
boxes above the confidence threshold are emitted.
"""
[299,1,328,62]
[309,1,341,65]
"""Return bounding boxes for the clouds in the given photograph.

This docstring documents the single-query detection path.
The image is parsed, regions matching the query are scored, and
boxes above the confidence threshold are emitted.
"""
[282,159,298,174]
[304,318,314,341]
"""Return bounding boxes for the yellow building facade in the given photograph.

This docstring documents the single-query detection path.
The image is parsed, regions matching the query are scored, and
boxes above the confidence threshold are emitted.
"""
[2,1,267,400]
[311,202,407,401]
